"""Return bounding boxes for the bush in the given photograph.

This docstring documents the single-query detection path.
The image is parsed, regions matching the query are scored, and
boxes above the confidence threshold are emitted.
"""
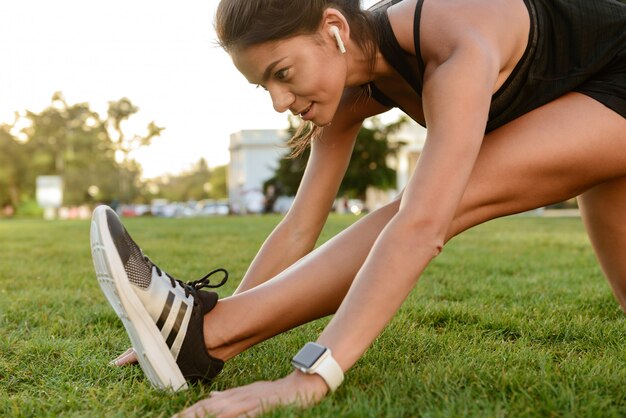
[16,199,44,218]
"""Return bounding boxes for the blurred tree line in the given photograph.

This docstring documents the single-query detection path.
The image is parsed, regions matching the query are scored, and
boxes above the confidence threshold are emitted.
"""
[146,159,227,203]
[265,115,407,200]
[1,93,409,217]
[0,92,227,216]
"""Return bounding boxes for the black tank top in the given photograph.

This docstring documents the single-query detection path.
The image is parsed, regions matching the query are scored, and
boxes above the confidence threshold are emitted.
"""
[370,0,626,132]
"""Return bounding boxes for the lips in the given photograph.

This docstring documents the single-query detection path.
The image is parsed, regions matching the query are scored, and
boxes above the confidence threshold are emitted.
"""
[298,103,313,120]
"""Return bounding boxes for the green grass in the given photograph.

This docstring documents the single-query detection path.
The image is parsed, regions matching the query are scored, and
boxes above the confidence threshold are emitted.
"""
[0,214,624,417]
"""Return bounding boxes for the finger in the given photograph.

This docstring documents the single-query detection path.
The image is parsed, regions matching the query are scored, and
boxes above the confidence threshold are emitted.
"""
[110,347,138,366]
[175,391,259,418]
[109,347,133,365]
[115,348,137,366]
[175,399,220,418]
[213,397,265,418]
[236,405,264,418]
[206,386,283,418]
[122,349,138,365]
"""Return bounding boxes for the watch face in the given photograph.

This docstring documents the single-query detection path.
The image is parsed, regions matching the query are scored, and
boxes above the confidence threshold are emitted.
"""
[292,343,327,369]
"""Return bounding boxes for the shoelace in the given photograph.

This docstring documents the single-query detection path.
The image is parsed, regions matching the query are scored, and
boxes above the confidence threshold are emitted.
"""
[143,255,229,298]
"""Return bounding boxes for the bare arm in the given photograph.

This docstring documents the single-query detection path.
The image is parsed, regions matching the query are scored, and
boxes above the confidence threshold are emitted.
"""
[235,89,391,293]
[317,14,502,370]
[177,28,507,418]
[176,2,521,415]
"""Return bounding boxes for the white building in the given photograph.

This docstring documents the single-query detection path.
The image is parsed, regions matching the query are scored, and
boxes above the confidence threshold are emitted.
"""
[392,120,427,192]
[364,120,427,211]
[228,123,427,214]
[228,129,288,213]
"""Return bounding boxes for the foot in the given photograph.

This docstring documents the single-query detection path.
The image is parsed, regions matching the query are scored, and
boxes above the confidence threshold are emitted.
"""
[90,205,228,391]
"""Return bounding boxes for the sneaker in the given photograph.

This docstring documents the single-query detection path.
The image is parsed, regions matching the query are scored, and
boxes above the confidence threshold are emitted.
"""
[90,205,228,391]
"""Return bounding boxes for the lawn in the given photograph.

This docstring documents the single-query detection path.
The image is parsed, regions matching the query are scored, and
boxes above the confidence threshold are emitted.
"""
[0,214,624,417]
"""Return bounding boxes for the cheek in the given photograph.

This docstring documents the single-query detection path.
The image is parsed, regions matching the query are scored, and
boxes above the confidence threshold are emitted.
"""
[322,65,347,107]
[316,74,346,125]
[301,56,346,97]
[311,67,346,104]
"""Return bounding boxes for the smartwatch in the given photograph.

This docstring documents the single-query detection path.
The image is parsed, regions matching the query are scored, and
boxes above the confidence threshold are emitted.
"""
[291,342,344,392]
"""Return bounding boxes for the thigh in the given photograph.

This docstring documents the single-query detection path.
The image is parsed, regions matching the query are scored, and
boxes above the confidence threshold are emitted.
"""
[448,92,626,238]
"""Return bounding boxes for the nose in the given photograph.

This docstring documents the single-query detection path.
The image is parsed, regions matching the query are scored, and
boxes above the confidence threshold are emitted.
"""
[269,86,295,113]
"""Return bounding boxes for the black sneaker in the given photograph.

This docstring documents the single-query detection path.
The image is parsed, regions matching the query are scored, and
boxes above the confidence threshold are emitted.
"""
[90,205,228,391]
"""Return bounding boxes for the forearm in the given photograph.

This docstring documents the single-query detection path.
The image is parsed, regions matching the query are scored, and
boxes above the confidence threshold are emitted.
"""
[234,217,324,294]
[312,44,497,366]
[316,217,440,370]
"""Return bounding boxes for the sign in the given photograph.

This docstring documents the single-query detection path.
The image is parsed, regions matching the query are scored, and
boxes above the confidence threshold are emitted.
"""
[36,176,63,209]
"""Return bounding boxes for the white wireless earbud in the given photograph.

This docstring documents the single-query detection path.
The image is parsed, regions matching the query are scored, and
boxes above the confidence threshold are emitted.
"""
[330,26,346,54]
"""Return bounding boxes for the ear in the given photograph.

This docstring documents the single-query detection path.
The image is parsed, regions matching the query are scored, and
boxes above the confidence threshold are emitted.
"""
[321,8,350,49]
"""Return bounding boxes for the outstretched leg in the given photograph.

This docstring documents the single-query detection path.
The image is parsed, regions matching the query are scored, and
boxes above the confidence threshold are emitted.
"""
[204,199,401,360]
[204,92,626,362]
[112,198,403,366]
[113,93,626,369]
[578,177,626,312]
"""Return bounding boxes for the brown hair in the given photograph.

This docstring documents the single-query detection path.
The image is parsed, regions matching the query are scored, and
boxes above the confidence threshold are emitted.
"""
[215,0,379,156]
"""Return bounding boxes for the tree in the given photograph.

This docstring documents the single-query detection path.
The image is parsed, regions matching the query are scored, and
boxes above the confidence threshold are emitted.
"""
[339,116,407,198]
[107,97,165,159]
[0,92,160,212]
[106,97,165,202]
[266,115,407,199]
[208,165,228,199]
[148,160,228,202]
[263,116,310,196]
[0,125,27,210]
[20,92,131,205]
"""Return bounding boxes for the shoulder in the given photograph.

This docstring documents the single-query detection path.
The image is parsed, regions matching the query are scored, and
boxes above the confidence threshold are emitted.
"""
[388,0,529,67]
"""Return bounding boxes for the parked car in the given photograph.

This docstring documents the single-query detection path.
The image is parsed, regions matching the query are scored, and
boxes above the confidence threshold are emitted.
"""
[200,200,230,216]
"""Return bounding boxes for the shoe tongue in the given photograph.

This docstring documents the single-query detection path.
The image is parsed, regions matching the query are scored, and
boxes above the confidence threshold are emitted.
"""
[197,290,219,314]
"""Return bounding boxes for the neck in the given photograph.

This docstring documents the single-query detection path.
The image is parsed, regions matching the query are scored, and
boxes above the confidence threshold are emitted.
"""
[343,40,389,87]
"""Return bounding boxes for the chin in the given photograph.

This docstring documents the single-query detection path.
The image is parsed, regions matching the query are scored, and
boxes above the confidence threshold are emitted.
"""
[312,119,332,128]
[311,112,334,128]
[309,101,339,127]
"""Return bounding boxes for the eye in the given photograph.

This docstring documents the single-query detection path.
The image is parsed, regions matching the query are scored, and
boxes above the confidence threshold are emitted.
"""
[275,68,289,81]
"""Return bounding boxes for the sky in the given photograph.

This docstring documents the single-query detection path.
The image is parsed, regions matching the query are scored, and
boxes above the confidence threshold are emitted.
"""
[0,0,381,178]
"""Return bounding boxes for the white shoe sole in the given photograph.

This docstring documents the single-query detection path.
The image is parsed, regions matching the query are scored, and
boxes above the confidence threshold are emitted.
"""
[90,206,188,391]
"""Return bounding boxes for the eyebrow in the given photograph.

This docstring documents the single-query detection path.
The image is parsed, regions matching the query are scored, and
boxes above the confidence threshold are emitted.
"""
[262,57,287,83]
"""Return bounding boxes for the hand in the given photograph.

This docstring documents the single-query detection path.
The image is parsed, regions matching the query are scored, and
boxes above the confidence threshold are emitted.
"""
[109,347,138,366]
[173,371,330,418]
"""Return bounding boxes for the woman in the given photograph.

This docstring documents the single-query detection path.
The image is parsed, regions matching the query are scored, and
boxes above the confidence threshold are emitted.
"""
[91,0,626,416]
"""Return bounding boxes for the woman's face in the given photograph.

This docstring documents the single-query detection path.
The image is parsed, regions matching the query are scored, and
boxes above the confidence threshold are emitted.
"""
[231,32,347,127]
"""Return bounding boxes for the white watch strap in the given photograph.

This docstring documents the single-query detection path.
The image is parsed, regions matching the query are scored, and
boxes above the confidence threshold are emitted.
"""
[315,350,344,392]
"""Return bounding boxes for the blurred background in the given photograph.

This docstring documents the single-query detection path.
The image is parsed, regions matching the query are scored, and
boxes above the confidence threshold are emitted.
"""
[18,1,586,222]
[1,0,434,219]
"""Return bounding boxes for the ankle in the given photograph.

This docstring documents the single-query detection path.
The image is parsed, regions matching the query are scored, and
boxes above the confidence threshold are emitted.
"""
[202,304,243,362]
[206,345,241,362]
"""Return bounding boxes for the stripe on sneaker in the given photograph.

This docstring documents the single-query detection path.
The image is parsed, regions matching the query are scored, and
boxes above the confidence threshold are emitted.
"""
[166,302,188,348]
[156,291,175,330]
